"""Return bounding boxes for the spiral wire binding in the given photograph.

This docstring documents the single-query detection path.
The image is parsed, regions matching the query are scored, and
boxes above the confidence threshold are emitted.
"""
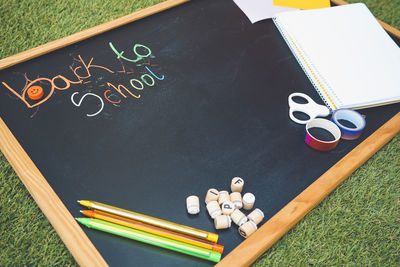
[273,17,343,111]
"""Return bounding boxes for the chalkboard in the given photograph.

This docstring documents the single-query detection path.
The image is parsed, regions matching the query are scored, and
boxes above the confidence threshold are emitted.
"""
[0,0,399,266]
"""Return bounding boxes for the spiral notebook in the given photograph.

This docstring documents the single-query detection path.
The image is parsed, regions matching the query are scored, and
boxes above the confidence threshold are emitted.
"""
[273,3,400,110]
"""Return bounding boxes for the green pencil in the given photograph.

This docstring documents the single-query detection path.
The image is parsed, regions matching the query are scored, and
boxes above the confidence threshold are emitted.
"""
[76,218,221,263]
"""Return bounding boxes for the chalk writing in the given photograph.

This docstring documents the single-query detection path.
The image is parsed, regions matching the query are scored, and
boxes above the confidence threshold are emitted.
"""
[107,82,141,99]
[1,42,165,118]
[70,55,114,81]
[145,66,164,80]
[141,74,155,87]
[71,92,104,117]
[130,79,144,90]
[3,78,55,108]
[104,90,122,105]
[109,42,152,63]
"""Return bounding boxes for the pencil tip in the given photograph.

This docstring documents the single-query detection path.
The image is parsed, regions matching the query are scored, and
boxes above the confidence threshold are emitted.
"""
[77,200,81,203]
[79,210,83,213]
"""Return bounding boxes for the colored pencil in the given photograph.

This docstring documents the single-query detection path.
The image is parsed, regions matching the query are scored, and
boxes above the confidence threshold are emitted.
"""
[77,218,221,263]
[78,200,218,243]
[81,210,224,254]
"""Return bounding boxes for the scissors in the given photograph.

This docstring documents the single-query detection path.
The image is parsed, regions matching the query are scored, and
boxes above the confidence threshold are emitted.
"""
[288,92,330,124]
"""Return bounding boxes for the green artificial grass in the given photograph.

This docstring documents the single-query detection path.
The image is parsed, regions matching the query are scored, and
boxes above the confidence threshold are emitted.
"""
[0,152,76,266]
[0,0,399,266]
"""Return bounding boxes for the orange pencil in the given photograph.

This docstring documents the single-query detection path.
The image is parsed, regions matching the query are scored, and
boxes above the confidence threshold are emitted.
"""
[78,200,218,243]
[81,210,224,254]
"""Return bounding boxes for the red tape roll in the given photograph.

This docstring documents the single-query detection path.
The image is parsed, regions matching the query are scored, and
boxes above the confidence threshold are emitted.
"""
[304,118,341,151]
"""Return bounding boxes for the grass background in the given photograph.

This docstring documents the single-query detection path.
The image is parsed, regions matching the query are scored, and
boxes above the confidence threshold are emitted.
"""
[0,0,399,266]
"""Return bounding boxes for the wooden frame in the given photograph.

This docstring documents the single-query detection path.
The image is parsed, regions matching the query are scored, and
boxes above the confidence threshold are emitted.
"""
[0,0,399,266]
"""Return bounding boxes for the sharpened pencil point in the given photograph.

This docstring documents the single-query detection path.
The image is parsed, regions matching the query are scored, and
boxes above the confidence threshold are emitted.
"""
[77,200,81,204]
[79,210,83,213]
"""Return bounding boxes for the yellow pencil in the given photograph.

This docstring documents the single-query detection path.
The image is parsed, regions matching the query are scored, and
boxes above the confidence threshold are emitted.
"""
[78,200,218,243]
[81,210,224,254]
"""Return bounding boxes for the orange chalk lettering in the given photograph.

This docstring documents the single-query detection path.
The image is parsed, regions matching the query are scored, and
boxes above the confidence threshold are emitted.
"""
[52,75,81,91]
[2,78,54,108]
[104,89,122,104]
[71,55,114,81]
[107,82,141,99]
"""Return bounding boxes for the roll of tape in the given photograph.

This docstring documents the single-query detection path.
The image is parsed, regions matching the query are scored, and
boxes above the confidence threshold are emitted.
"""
[305,118,341,151]
[331,109,365,140]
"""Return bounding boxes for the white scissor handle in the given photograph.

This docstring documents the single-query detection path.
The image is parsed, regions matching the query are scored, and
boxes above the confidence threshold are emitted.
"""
[288,93,330,124]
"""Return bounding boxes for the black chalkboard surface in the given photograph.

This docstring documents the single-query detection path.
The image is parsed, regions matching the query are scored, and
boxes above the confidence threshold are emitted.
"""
[0,0,399,266]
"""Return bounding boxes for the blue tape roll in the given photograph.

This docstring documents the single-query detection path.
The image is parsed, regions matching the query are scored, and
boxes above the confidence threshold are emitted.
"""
[331,109,366,140]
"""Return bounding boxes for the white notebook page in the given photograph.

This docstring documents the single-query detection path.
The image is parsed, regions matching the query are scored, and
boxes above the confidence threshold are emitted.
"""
[275,4,400,109]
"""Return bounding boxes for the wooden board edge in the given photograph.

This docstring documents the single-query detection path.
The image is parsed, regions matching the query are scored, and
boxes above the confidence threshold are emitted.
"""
[331,0,400,39]
[0,117,108,267]
[0,0,399,266]
[0,0,189,71]
[217,112,400,267]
